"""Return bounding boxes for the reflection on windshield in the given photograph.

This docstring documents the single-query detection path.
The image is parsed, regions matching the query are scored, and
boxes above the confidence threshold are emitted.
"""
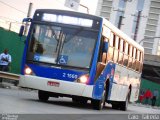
[28,24,97,68]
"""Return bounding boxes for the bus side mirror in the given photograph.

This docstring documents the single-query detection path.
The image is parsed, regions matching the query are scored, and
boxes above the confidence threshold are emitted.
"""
[19,18,32,37]
[103,41,108,53]
[19,25,24,37]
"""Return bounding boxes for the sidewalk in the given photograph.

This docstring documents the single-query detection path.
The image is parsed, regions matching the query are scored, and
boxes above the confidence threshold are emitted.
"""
[0,81,19,90]
[131,102,160,110]
[0,81,35,92]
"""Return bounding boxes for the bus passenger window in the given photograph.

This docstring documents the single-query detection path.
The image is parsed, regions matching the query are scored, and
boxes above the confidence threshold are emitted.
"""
[135,50,140,72]
[109,33,114,46]
[139,52,143,72]
[113,36,119,63]
[102,52,107,63]
[107,47,114,61]
[123,42,128,67]
[107,33,114,61]
[128,45,133,68]
[132,48,137,70]
[118,39,124,64]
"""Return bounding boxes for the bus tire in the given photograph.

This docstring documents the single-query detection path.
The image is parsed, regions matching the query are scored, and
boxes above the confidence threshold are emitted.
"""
[38,90,49,102]
[120,90,130,111]
[92,89,106,110]
[112,103,120,110]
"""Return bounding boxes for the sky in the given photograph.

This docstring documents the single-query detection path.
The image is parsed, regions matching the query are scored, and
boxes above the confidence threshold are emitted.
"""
[0,0,98,33]
[0,0,98,32]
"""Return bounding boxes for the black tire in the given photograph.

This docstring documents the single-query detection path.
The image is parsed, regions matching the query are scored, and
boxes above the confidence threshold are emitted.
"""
[38,90,49,102]
[92,89,106,110]
[14,81,19,86]
[112,103,120,110]
[120,90,130,111]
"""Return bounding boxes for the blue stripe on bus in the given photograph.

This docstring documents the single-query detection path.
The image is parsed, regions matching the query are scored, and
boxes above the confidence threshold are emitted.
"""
[27,64,87,82]
[88,19,103,85]
[92,62,115,100]
[21,24,33,75]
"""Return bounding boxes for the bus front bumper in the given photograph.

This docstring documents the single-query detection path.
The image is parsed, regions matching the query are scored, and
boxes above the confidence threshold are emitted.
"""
[19,75,93,98]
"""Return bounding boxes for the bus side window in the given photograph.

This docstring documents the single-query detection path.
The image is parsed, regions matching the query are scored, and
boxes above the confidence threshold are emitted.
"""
[135,50,140,72]
[113,36,119,63]
[95,37,107,80]
[118,39,124,64]
[128,45,133,68]
[132,47,137,70]
[139,52,143,72]
[103,37,109,63]
[123,42,128,67]
[107,32,114,61]
[98,37,105,63]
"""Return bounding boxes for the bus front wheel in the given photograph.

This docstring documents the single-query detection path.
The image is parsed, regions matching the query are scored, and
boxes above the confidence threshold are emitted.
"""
[38,90,49,102]
[92,89,106,110]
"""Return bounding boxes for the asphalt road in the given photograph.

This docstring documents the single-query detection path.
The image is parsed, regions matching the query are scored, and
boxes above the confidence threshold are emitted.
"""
[0,84,160,120]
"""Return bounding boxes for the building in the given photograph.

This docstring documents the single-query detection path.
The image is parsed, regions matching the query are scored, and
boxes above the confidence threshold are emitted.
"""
[96,0,160,55]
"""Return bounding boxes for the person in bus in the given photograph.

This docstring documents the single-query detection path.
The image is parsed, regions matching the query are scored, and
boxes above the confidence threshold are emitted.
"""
[0,48,12,83]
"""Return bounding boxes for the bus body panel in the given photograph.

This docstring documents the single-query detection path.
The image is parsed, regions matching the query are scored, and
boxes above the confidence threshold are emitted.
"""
[92,62,141,102]
[25,64,87,82]
[92,62,115,100]
[109,64,141,101]
[19,75,93,98]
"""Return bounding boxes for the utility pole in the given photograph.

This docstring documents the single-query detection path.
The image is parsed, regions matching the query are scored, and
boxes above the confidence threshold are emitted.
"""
[133,11,141,41]
[24,2,33,35]
[8,22,11,31]
[118,16,123,29]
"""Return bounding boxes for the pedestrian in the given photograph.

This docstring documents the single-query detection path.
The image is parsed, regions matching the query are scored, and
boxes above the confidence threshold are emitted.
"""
[139,89,145,103]
[0,48,12,83]
[144,88,152,105]
[152,89,159,106]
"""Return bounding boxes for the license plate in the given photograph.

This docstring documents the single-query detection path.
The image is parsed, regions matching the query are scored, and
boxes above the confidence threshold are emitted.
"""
[47,81,60,87]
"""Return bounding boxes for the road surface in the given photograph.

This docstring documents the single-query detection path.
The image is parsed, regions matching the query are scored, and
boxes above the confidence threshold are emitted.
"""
[0,84,160,120]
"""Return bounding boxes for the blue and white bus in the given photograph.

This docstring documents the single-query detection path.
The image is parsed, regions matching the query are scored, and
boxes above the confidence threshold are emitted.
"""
[19,9,144,110]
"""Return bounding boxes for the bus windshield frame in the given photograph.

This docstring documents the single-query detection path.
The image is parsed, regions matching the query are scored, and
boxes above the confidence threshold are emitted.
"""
[26,22,99,70]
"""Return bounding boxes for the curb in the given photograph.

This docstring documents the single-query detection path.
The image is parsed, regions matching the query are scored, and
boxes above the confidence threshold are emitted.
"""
[131,103,160,110]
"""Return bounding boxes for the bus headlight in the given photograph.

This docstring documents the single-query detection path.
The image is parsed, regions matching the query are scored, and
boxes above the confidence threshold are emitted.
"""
[78,75,89,84]
[24,66,32,75]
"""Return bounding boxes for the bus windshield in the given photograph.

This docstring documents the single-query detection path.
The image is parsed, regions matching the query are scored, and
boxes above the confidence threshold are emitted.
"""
[27,24,97,69]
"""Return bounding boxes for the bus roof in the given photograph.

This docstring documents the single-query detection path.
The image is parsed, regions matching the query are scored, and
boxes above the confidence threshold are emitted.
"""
[34,9,102,21]
[102,18,144,52]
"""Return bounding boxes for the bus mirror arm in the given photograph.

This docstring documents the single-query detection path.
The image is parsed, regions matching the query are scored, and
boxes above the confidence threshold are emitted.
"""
[19,18,32,37]
[22,18,32,22]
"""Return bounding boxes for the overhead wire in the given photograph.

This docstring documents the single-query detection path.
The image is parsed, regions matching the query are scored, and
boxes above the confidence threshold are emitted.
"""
[0,0,27,15]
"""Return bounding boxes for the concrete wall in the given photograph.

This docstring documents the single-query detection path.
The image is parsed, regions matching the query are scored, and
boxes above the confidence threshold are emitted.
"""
[0,27,25,74]
[140,78,160,106]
